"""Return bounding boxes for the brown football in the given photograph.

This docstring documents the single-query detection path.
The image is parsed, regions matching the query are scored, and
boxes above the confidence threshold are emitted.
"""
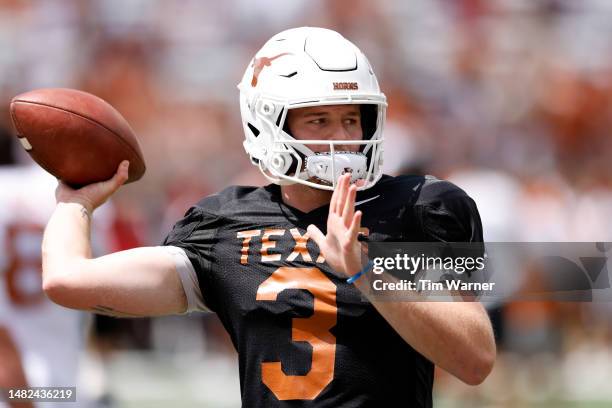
[9,88,146,187]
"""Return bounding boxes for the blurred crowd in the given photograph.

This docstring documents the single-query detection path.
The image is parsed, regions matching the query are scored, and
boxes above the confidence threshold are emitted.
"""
[1,0,612,406]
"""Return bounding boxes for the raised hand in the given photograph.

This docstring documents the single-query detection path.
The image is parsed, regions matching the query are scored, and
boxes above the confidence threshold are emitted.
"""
[307,173,365,278]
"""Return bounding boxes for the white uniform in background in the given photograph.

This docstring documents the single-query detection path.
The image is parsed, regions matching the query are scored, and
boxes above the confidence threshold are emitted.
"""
[0,165,113,408]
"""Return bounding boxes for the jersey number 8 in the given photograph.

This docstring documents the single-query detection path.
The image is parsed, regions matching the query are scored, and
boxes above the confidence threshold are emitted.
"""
[4,223,46,307]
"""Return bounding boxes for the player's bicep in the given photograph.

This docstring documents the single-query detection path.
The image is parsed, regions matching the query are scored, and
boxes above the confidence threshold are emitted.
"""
[44,246,198,317]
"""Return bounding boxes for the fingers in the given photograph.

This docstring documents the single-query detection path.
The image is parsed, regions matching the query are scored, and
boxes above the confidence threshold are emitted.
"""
[333,173,350,214]
[56,179,75,193]
[329,173,342,214]
[93,160,130,208]
[106,161,130,191]
[116,160,130,186]
[348,210,362,242]
[342,184,357,225]
[54,179,74,203]
[54,161,130,214]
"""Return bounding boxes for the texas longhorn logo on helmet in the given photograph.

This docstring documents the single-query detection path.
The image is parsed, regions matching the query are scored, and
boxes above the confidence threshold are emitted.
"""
[251,53,292,87]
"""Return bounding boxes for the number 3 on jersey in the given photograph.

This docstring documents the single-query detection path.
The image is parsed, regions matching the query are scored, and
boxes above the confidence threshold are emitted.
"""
[256,267,337,400]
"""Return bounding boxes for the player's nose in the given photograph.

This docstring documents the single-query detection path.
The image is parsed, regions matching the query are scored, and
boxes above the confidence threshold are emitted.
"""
[329,120,351,140]
[328,121,357,152]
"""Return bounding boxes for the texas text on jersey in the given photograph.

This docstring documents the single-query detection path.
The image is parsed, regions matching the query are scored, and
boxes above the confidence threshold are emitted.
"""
[163,174,483,407]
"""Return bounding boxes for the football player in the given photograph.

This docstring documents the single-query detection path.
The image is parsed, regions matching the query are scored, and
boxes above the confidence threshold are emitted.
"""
[0,133,111,407]
[0,132,33,408]
[42,27,496,407]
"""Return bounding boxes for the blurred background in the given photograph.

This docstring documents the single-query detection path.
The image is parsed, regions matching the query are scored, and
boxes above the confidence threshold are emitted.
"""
[1,0,612,407]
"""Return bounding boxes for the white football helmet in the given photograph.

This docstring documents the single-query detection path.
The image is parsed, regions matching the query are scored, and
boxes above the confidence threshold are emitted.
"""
[238,27,387,190]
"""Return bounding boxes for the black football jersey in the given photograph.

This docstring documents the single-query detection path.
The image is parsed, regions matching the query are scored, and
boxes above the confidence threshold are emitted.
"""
[163,174,483,408]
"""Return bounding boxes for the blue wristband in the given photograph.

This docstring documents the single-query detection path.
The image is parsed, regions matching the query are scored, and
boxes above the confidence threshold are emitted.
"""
[347,260,373,284]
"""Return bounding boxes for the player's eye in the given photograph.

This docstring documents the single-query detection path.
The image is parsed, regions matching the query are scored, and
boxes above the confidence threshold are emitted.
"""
[308,118,326,125]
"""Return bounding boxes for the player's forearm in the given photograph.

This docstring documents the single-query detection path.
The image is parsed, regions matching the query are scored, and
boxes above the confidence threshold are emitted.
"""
[354,278,495,385]
[42,202,92,280]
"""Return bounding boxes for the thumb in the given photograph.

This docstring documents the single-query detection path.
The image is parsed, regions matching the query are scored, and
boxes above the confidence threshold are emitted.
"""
[307,224,326,246]
[106,160,130,191]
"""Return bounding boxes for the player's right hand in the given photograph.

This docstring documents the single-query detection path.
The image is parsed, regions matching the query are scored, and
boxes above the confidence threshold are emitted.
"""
[307,173,364,278]
[55,160,129,213]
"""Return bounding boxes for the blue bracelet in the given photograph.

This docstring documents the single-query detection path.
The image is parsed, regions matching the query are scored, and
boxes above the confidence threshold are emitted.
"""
[347,260,373,284]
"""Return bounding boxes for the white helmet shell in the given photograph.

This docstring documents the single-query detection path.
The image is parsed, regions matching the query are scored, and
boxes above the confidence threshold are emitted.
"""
[238,27,387,190]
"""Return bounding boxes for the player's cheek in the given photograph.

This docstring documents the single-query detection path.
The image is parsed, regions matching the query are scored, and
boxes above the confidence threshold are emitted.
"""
[344,127,363,151]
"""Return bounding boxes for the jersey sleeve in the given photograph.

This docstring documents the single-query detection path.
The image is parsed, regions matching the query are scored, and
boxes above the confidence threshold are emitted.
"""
[415,179,484,243]
[158,245,208,313]
[414,179,485,281]
[162,206,221,312]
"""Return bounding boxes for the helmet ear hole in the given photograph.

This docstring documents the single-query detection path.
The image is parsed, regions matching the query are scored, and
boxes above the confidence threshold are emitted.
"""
[259,101,276,116]
[247,123,260,137]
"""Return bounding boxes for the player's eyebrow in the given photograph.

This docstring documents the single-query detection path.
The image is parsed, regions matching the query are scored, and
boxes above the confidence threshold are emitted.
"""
[301,111,329,118]
[301,110,360,118]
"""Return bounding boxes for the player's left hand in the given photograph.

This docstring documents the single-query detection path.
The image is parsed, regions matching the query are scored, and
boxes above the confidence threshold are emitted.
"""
[307,173,365,278]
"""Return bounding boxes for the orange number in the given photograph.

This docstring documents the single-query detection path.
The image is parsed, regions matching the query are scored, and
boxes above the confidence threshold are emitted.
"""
[4,223,45,307]
[256,267,337,400]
